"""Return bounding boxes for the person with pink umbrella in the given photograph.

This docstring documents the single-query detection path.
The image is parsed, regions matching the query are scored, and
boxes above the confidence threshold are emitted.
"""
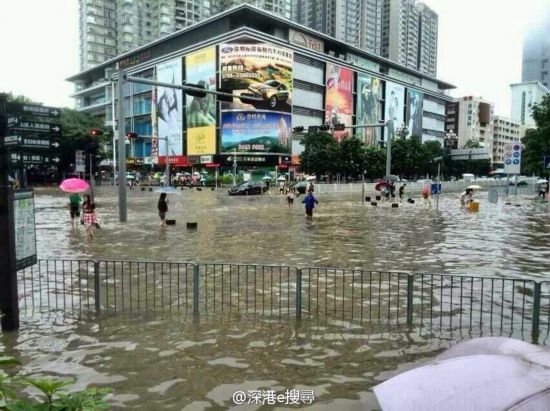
[58,178,90,229]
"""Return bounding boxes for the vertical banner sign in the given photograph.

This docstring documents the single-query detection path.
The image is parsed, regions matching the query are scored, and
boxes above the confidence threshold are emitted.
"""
[186,47,216,156]
[13,190,37,270]
[75,150,85,172]
[384,81,405,141]
[219,43,293,154]
[406,89,423,139]
[156,59,183,165]
[503,142,522,174]
[151,86,159,164]
[356,74,381,146]
[325,64,353,141]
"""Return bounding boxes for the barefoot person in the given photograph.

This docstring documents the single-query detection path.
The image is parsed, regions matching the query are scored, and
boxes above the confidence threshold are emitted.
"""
[158,193,168,227]
[68,193,81,227]
[82,194,97,240]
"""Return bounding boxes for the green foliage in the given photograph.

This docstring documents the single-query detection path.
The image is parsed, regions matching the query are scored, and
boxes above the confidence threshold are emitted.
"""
[522,94,550,176]
[3,92,36,104]
[336,137,365,177]
[298,132,339,177]
[464,139,481,149]
[364,146,386,180]
[0,349,110,410]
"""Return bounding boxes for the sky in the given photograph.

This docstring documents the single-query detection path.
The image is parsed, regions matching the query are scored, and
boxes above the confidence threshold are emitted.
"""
[0,0,549,116]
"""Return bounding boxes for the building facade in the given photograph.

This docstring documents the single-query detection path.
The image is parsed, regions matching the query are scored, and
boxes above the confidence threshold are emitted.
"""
[69,5,454,174]
[521,11,550,88]
[446,96,494,151]
[492,116,522,167]
[79,0,292,71]
[416,3,438,77]
[510,81,550,129]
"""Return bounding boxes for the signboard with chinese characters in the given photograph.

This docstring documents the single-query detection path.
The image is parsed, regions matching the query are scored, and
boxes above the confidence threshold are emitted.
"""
[7,103,60,118]
[503,142,521,174]
[13,190,37,270]
[7,117,61,135]
[289,29,324,53]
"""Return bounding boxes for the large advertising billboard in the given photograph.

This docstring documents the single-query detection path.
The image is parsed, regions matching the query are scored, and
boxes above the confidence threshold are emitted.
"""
[186,47,216,156]
[221,111,291,153]
[156,58,183,164]
[384,81,405,141]
[406,88,423,139]
[325,63,353,141]
[356,74,381,146]
[219,43,293,154]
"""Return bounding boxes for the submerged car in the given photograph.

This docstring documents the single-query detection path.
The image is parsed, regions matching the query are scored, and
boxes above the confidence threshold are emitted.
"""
[248,80,289,109]
[228,181,267,195]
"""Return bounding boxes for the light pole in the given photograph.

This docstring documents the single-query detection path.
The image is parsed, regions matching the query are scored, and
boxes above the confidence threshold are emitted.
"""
[433,156,443,211]
[232,148,237,186]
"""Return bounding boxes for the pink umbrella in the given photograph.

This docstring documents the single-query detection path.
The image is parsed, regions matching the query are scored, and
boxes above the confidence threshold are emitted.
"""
[59,178,89,193]
[375,181,391,191]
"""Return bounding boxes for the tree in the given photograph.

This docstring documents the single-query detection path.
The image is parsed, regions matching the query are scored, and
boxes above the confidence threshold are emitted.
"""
[464,139,481,149]
[391,138,423,178]
[337,136,365,179]
[522,94,550,176]
[4,92,36,104]
[298,131,339,177]
[364,146,386,180]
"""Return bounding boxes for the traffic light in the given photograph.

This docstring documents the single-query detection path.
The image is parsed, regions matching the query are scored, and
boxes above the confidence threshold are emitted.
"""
[125,132,137,139]
[318,124,331,131]
[88,128,103,137]
[293,126,305,133]
[333,123,346,131]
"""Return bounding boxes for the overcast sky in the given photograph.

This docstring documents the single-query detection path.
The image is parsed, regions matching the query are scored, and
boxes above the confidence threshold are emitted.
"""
[0,0,548,116]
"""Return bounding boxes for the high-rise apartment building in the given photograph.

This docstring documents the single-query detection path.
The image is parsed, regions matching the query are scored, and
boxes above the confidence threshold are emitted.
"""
[79,0,291,71]
[510,81,550,128]
[446,96,494,150]
[521,11,550,88]
[416,3,437,77]
[292,0,383,55]
[213,0,291,19]
[382,0,419,71]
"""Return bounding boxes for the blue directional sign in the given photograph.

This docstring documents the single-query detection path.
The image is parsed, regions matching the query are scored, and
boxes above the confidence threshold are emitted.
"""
[544,156,550,170]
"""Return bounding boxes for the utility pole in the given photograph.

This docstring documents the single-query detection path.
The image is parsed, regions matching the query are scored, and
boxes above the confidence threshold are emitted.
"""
[116,67,127,222]
[0,94,19,331]
[233,148,237,186]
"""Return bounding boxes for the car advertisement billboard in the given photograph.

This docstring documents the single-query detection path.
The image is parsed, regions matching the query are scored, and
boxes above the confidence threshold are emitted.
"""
[384,81,405,141]
[325,63,353,141]
[406,88,423,139]
[185,47,217,155]
[156,58,183,164]
[356,74,382,146]
[221,111,291,154]
[219,43,293,113]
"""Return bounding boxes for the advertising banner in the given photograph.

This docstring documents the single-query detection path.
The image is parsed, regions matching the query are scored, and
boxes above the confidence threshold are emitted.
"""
[221,111,291,154]
[186,47,216,155]
[219,43,293,113]
[325,63,353,141]
[384,81,405,141]
[156,58,183,164]
[151,86,158,164]
[406,89,423,139]
[356,74,381,146]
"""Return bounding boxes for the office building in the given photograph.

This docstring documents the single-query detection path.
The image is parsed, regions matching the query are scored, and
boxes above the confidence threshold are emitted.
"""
[521,11,550,88]
[213,0,291,19]
[492,116,522,167]
[510,81,550,129]
[69,4,454,174]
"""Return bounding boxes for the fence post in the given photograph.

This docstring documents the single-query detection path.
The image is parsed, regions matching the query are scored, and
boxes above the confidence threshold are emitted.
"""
[193,263,199,319]
[531,282,541,344]
[296,269,302,320]
[93,260,100,315]
[406,274,414,325]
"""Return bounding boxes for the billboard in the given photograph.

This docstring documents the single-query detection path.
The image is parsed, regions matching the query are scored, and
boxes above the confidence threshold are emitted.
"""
[221,111,291,154]
[325,64,353,141]
[384,81,405,141]
[219,43,293,154]
[156,58,183,164]
[186,46,216,155]
[219,43,293,113]
[406,89,423,139]
[356,74,381,146]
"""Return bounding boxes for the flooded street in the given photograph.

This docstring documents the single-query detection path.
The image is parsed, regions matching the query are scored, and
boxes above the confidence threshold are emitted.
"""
[2,186,550,409]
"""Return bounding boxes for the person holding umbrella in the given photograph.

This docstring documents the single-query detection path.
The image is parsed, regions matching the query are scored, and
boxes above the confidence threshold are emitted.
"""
[58,178,90,228]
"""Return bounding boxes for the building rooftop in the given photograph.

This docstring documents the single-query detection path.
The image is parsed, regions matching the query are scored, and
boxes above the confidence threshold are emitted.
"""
[67,4,455,91]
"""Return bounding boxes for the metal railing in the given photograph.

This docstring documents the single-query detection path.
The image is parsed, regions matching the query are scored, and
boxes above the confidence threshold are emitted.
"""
[17,260,550,343]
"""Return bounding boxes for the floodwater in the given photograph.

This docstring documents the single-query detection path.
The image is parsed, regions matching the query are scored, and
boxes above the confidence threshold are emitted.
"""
[2,186,550,409]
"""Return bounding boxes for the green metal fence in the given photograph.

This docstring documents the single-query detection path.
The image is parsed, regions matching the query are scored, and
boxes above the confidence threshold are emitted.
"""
[17,260,550,343]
